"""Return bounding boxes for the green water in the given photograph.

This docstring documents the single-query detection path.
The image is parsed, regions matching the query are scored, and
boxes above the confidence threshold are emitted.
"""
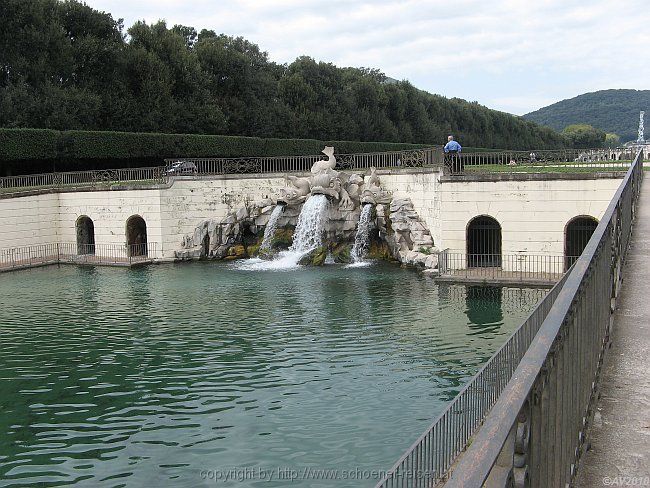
[0,262,545,487]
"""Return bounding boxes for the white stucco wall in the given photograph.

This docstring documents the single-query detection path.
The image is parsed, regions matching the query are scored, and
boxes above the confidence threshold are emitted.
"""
[0,171,624,263]
[57,189,165,251]
[438,177,621,254]
[0,193,59,250]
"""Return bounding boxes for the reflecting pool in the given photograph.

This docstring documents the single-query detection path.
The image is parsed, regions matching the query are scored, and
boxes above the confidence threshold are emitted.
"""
[0,263,545,487]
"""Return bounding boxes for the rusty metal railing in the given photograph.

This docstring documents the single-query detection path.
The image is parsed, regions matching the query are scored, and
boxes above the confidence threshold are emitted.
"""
[0,242,157,272]
[441,149,643,487]
[376,149,644,487]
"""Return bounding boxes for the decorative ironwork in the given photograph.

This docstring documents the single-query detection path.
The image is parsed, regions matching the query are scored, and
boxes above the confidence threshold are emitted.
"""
[166,147,443,176]
[94,170,119,184]
[334,155,357,170]
[1,144,635,197]
[400,149,427,167]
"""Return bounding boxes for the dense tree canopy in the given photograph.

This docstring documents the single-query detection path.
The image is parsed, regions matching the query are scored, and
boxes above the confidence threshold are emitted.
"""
[561,124,606,149]
[0,0,567,150]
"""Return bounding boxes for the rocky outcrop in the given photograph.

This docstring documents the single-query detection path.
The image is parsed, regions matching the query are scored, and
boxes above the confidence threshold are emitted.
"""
[382,198,438,271]
[176,200,278,260]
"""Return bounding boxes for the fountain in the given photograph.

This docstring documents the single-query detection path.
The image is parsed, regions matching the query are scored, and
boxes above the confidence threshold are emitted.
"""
[239,194,329,271]
[351,203,374,263]
[259,204,284,253]
[288,195,329,253]
[175,147,442,273]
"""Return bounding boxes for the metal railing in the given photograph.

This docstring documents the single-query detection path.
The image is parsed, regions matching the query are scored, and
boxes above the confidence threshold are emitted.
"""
[163,147,443,175]
[449,147,638,175]
[0,242,157,272]
[375,272,569,487]
[0,146,634,197]
[376,149,644,487]
[437,252,574,283]
[0,167,166,195]
[0,148,442,196]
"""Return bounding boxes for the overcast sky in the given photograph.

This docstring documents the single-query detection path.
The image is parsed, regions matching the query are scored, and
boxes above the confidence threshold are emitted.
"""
[84,0,649,115]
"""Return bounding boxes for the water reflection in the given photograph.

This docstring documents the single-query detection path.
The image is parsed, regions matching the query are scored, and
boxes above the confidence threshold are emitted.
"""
[0,263,546,488]
[466,285,503,333]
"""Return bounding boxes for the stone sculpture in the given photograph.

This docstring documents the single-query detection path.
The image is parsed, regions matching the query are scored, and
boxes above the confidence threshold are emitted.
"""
[176,147,440,273]
[361,167,392,206]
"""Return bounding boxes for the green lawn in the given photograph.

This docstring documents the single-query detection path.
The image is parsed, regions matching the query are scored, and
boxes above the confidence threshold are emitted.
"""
[463,161,640,174]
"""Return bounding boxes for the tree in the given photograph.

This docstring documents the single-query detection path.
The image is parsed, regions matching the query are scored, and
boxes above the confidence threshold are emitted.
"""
[562,124,606,149]
[0,0,569,149]
[604,133,621,148]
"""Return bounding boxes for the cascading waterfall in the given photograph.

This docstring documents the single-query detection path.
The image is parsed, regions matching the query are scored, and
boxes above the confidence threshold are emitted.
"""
[351,203,374,263]
[289,194,329,253]
[259,204,284,253]
[236,195,329,270]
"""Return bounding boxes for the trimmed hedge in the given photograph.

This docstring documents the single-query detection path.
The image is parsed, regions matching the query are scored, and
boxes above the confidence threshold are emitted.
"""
[0,129,60,160]
[0,128,430,162]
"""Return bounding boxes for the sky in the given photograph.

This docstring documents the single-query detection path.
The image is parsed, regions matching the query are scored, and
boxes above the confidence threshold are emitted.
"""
[84,0,650,115]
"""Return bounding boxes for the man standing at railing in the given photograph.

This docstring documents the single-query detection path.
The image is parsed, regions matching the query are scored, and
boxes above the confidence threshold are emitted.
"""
[444,135,463,174]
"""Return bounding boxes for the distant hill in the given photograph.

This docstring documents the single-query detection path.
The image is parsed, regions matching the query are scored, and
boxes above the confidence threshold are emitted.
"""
[523,89,650,142]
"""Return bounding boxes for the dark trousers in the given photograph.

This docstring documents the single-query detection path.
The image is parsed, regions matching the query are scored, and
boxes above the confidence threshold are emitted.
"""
[445,151,464,174]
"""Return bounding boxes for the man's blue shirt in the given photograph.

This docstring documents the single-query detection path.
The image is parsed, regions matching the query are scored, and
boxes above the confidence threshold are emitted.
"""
[444,140,462,153]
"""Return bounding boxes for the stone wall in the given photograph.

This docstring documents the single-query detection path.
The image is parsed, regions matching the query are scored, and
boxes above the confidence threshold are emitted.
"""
[438,175,622,254]
[0,170,623,261]
[0,193,59,250]
[158,175,286,256]
[57,189,165,248]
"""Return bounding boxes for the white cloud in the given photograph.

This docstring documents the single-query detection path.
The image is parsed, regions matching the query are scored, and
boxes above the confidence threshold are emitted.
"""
[84,0,650,114]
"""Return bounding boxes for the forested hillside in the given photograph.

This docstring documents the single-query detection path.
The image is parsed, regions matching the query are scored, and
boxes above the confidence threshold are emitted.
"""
[0,0,566,150]
[524,89,650,142]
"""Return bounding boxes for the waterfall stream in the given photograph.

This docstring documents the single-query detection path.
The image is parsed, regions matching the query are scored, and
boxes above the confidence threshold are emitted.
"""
[289,194,329,253]
[236,195,329,270]
[351,204,374,262]
[259,204,284,253]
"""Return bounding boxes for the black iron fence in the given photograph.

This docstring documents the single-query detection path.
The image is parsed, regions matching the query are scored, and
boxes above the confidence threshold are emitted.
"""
[0,167,166,195]
[0,146,636,196]
[0,242,157,272]
[438,252,574,283]
[376,148,644,487]
[163,147,443,175]
[451,147,638,175]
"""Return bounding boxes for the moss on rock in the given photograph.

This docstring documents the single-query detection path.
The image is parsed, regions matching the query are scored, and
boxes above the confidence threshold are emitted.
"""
[245,235,265,258]
[298,246,328,266]
[247,243,261,257]
[368,239,394,261]
[331,243,352,263]
[271,228,294,249]
[223,244,247,260]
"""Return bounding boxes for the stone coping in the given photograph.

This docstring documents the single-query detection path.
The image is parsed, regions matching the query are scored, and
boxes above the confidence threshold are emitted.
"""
[440,171,627,183]
[0,166,627,200]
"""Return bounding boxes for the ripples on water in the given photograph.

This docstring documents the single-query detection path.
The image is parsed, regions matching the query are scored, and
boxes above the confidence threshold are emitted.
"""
[0,263,546,487]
